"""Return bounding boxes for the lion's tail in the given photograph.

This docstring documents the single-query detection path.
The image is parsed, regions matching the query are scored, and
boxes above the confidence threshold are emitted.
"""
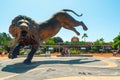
[62,9,83,17]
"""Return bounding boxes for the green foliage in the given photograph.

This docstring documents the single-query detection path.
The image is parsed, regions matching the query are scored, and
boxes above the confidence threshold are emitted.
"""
[94,38,105,45]
[19,49,44,55]
[92,38,105,52]
[45,38,55,44]
[0,48,6,52]
[112,32,120,49]
[53,37,63,43]
[70,48,81,54]
[19,49,25,55]
[35,50,44,55]
[8,39,17,47]
[82,33,88,42]
[65,41,70,44]
[90,46,99,52]
[65,41,85,44]
[44,36,63,44]
[0,32,12,46]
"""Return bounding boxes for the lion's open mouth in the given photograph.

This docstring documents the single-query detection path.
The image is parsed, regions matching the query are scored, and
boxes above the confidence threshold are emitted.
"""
[18,30,29,43]
[21,30,28,38]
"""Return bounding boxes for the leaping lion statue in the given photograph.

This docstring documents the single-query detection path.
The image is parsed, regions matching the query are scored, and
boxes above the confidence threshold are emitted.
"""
[9,9,88,64]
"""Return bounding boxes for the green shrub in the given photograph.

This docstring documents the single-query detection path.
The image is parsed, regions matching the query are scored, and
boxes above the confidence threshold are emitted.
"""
[70,48,81,54]
[35,50,44,55]
[19,49,25,55]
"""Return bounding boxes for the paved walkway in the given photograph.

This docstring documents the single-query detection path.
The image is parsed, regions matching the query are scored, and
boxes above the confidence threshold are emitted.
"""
[0,56,120,80]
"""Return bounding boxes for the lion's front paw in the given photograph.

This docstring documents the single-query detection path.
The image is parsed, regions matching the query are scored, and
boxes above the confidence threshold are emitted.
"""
[23,59,31,64]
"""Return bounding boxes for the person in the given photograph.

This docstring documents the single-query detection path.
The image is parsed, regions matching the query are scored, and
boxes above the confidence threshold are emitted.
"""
[61,49,65,56]
[61,48,70,56]
[112,50,118,56]
[67,48,70,56]
[1,52,5,57]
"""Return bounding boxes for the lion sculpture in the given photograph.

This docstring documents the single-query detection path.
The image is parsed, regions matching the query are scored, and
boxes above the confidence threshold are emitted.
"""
[9,9,88,64]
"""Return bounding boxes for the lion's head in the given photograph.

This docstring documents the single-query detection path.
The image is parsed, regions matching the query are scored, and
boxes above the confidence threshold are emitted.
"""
[9,15,38,44]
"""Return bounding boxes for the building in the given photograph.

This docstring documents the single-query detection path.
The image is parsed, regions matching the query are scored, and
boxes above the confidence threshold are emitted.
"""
[71,36,79,42]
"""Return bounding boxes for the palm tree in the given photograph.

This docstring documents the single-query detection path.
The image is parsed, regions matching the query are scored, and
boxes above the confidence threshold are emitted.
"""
[82,33,88,42]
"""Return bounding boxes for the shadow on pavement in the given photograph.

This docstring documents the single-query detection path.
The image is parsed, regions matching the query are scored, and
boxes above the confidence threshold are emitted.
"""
[2,58,100,73]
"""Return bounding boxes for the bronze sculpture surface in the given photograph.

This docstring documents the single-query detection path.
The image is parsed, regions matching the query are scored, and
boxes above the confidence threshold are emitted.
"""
[9,9,88,64]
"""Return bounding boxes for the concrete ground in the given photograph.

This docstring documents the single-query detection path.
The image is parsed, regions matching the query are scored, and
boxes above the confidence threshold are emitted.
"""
[0,56,120,80]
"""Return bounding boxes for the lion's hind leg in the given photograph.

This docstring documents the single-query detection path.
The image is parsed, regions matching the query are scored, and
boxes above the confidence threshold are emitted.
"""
[57,13,88,31]
[68,27,80,35]
[58,13,81,28]
[79,21,88,31]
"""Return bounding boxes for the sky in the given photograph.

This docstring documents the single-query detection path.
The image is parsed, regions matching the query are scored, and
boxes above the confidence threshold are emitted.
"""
[0,0,120,42]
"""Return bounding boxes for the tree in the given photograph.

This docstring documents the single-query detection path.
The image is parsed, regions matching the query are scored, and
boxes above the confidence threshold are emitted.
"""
[94,38,105,45]
[0,32,12,46]
[44,36,63,44]
[82,33,88,42]
[99,38,105,44]
[112,32,120,50]
[53,37,63,43]
[44,38,55,44]
[93,38,105,52]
